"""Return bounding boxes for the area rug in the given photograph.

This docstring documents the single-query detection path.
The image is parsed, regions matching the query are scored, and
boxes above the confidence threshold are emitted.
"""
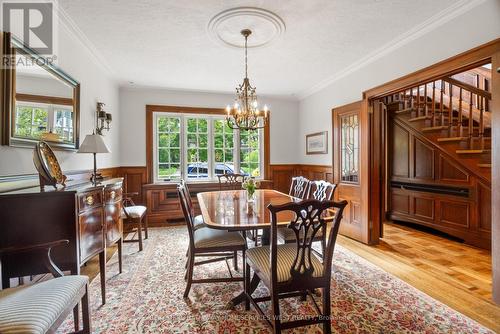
[59,227,493,333]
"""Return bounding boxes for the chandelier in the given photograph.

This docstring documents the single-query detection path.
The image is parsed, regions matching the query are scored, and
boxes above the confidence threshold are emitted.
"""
[226,29,269,130]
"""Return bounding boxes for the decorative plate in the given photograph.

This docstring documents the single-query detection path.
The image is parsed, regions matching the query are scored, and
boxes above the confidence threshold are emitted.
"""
[33,141,66,187]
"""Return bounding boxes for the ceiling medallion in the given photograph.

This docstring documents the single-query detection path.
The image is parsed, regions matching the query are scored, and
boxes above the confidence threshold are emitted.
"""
[225,29,269,131]
[207,7,286,48]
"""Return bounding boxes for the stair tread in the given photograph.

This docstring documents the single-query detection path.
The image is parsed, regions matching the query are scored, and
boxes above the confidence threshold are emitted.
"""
[456,149,491,154]
[408,116,431,122]
[478,164,492,168]
[437,137,469,142]
[422,126,448,131]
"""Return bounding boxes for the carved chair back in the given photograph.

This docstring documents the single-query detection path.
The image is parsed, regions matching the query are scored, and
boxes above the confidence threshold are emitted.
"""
[180,179,195,216]
[289,176,310,199]
[268,199,348,288]
[307,180,337,201]
[218,173,245,191]
[178,182,196,250]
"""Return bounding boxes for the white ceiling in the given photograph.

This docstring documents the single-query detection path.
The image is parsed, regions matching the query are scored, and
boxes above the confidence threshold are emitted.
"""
[59,0,461,98]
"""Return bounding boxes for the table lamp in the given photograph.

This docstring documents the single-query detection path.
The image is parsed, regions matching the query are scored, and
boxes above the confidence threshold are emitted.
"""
[77,133,110,184]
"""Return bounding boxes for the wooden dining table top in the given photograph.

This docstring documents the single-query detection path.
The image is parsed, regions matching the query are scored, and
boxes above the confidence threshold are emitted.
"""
[197,189,302,231]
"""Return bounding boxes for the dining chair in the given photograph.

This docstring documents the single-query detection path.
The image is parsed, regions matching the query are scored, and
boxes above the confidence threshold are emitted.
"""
[278,180,338,257]
[288,176,310,199]
[0,240,91,334]
[244,199,348,334]
[178,183,247,298]
[217,173,245,190]
[122,192,148,252]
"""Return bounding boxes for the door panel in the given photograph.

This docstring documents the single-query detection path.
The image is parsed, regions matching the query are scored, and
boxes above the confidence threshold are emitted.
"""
[333,101,370,243]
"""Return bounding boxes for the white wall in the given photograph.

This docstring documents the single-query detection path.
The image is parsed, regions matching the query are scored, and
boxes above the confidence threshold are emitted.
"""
[119,87,300,166]
[0,21,120,176]
[17,74,73,97]
[298,0,500,165]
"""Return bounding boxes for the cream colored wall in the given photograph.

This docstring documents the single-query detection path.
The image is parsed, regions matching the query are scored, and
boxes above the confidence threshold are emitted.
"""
[0,22,120,176]
[118,87,300,166]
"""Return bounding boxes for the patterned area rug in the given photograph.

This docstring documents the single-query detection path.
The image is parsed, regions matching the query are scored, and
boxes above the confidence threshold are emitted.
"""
[59,227,493,333]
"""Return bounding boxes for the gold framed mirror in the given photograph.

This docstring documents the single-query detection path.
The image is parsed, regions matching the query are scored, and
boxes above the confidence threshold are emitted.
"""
[1,32,80,150]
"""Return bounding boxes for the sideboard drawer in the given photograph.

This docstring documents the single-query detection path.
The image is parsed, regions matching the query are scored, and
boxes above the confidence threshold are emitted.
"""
[79,207,105,263]
[78,190,103,212]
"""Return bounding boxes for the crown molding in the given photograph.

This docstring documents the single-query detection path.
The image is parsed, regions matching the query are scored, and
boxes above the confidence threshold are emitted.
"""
[297,0,487,100]
[119,83,300,102]
[56,6,116,79]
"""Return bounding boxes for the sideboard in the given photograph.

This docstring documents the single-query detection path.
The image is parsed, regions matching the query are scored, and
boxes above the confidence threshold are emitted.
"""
[0,177,123,304]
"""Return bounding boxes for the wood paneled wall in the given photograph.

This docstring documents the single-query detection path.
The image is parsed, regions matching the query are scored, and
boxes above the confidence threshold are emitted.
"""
[388,118,491,248]
[269,164,333,194]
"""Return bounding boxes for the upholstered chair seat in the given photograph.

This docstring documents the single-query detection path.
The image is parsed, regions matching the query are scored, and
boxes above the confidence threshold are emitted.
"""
[246,244,323,283]
[193,214,206,229]
[0,276,89,334]
[194,227,246,249]
[122,205,147,218]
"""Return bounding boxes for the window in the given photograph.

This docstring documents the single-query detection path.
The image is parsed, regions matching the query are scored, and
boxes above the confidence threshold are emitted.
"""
[14,101,74,143]
[152,112,264,183]
[340,114,359,183]
[157,116,181,180]
[15,104,48,139]
[213,119,234,176]
[240,129,261,177]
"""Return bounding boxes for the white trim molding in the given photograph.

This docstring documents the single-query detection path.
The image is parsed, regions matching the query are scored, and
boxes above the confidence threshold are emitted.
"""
[297,0,488,100]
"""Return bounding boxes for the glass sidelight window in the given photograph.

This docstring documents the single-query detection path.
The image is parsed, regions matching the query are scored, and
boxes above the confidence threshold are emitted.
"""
[340,114,359,183]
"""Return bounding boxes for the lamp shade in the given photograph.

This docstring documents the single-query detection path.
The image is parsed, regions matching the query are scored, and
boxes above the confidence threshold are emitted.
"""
[77,134,110,154]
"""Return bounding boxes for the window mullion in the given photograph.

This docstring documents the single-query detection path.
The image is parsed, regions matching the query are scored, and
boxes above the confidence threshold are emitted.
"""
[181,115,186,181]
[235,129,240,174]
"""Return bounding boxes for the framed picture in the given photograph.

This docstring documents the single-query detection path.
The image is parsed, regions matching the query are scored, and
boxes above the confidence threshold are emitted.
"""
[306,131,328,155]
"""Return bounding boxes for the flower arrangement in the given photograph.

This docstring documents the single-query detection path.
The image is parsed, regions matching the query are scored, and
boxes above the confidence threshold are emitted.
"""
[242,177,259,202]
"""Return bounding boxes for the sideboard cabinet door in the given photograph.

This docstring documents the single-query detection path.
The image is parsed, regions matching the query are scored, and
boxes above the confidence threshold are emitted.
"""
[78,190,105,264]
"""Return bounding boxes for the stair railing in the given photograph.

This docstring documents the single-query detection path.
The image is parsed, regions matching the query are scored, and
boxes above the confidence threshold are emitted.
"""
[389,74,491,152]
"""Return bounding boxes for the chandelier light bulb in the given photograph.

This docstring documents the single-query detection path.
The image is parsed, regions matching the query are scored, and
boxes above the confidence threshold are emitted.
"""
[263,105,269,112]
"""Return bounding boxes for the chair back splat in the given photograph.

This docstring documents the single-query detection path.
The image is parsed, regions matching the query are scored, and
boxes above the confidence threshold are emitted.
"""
[289,176,310,199]
[217,173,245,191]
[308,180,337,201]
[177,181,196,251]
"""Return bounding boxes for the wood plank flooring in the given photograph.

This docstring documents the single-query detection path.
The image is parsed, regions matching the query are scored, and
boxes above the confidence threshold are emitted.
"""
[338,222,500,333]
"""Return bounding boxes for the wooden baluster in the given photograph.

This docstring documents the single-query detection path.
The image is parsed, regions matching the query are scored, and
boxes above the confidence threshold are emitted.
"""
[468,92,474,149]
[458,88,463,137]
[440,80,444,126]
[424,83,428,117]
[479,96,484,150]
[410,88,415,109]
[416,85,420,117]
[448,81,453,136]
[431,81,436,127]
[484,79,489,112]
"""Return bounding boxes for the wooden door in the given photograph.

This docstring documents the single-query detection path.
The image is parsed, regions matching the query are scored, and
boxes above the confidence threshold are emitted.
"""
[332,101,371,243]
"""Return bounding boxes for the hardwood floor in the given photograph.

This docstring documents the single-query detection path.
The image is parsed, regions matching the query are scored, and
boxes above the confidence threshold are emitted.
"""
[338,222,500,333]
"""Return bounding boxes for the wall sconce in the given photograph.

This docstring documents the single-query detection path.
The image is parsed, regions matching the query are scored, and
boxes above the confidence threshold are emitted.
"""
[96,102,112,135]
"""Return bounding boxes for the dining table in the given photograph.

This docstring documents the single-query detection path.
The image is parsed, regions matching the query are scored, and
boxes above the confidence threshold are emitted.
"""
[197,188,305,308]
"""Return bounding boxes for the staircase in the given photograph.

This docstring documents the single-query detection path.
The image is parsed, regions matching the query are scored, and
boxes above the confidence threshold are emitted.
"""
[384,68,492,183]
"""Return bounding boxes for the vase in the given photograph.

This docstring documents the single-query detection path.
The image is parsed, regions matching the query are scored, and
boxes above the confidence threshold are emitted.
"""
[247,190,255,203]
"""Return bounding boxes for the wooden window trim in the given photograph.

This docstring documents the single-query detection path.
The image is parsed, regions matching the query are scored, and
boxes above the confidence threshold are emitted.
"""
[16,93,74,106]
[146,105,270,183]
